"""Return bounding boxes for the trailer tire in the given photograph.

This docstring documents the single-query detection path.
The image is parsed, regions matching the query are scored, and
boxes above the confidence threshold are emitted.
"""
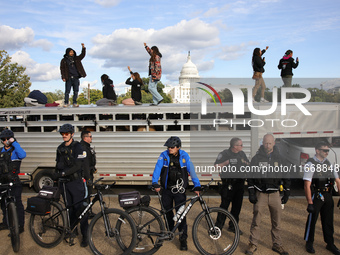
[33,170,55,192]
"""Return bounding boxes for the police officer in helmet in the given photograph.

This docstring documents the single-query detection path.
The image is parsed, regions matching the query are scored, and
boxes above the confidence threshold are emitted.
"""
[152,136,201,251]
[0,129,26,233]
[53,124,89,247]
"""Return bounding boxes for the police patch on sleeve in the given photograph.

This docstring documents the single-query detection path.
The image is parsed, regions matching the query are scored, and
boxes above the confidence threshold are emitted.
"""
[78,151,87,159]
[182,158,186,163]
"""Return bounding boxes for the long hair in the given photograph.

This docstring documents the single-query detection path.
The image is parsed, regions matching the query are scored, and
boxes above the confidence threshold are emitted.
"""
[252,48,261,62]
[133,72,143,85]
[150,46,161,62]
[101,74,109,84]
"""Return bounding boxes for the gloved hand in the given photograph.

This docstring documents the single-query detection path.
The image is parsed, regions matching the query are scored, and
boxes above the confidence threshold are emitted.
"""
[307,204,314,213]
[248,189,257,204]
[87,179,93,186]
[192,186,202,192]
[281,190,290,204]
[152,183,160,189]
[51,172,62,181]
[6,138,15,146]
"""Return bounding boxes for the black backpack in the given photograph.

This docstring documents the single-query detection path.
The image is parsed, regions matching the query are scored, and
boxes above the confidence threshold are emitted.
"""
[0,147,14,175]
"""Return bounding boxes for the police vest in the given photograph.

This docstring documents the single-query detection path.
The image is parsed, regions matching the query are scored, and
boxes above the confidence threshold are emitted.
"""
[167,154,183,187]
[56,141,79,171]
[0,147,14,175]
[307,158,334,190]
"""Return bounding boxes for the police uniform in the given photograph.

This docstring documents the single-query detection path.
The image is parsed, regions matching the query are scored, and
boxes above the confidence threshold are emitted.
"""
[152,149,200,242]
[0,141,26,231]
[56,140,88,238]
[80,140,96,194]
[214,148,249,230]
[304,156,339,247]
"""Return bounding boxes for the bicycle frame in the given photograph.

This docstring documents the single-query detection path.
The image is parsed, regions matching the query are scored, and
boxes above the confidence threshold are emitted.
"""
[138,186,214,239]
[58,178,113,233]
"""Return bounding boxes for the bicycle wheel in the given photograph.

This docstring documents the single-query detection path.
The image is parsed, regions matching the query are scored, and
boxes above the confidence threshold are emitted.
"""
[192,207,239,255]
[88,208,137,255]
[29,201,66,248]
[122,206,166,255]
[8,202,20,253]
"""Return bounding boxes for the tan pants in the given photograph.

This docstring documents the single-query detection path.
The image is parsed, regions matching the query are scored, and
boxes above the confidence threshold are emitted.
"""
[252,75,266,98]
[249,191,282,246]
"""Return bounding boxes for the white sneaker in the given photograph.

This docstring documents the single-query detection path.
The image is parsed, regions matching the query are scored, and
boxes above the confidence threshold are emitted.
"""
[260,98,268,103]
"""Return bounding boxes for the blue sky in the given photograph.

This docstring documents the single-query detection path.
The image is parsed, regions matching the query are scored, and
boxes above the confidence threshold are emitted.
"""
[1,0,339,94]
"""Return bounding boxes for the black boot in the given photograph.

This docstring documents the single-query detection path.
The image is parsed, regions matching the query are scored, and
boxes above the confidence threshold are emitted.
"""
[180,239,188,251]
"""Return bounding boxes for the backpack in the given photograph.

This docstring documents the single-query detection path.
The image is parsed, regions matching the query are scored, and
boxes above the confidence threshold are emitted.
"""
[0,147,14,175]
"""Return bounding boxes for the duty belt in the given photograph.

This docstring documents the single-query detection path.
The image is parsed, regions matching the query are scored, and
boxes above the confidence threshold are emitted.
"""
[314,187,331,193]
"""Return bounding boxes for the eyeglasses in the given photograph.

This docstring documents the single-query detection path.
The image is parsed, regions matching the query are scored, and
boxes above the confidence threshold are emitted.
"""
[1,137,9,141]
[60,132,70,136]
[85,135,92,138]
[320,149,329,153]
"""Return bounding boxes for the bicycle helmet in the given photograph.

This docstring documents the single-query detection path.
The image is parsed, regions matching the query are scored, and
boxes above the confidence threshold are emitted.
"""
[58,124,75,134]
[164,136,181,148]
[0,129,14,139]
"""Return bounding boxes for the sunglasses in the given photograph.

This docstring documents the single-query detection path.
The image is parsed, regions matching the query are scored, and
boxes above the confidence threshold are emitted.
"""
[168,147,176,149]
[60,132,70,136]
[320,149,329,153]
[1,137,9,141]
[86,135,92,138]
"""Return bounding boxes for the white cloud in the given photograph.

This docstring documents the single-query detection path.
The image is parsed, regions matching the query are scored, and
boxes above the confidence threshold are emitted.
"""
[89,18,220,80]
[219,42,258,61]
[203,5,230,17]
[11,51,59,81]
[94,0,121,7]
[0,25,53,51]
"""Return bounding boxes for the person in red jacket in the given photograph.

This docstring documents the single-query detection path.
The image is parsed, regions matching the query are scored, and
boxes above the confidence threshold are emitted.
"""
[60,43,87,107]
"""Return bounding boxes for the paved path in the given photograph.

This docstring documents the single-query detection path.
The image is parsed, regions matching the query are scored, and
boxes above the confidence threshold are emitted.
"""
[1,194,340,255]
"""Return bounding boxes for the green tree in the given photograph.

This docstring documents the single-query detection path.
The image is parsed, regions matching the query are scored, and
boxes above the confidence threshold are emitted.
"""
[0,50,31,108]
[44,89,64,103]
[77,88,103,105]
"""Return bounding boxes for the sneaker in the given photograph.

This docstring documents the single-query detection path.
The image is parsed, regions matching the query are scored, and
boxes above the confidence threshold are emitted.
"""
[150,103,157,106]
[272,244,289,255]
[73,103,79,107]
[245,243,257,254]
[157,99,164,105]
[306,242,315,253]
[260,98,269,103]
[63,104,70,108]
[227,226,243,235]
[134,101,142,105]
[326,244,340,255]
[180,239,188,251]
[0,222,8,231]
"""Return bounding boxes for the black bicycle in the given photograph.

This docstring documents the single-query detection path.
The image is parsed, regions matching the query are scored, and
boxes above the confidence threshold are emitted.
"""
[28,178,137,255]
[0,182,20,253]
[117,179,240,255]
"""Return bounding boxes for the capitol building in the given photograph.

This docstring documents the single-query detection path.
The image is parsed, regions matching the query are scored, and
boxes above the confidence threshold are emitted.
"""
[163,52,202,103]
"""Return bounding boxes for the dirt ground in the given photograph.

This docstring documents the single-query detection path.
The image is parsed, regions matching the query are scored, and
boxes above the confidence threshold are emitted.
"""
[1,193,340,255]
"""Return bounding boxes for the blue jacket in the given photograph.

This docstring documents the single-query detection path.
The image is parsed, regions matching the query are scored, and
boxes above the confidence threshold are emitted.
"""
[152,149,200,189]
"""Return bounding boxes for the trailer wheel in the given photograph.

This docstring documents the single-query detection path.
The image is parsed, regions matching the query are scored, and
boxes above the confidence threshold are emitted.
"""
[33,170,54,192]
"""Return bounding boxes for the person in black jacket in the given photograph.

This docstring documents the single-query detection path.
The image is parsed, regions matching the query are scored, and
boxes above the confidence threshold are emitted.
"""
[80,130,97,219]
[95,74,117,106]
[122,66,143,105]
[214,137,249,235]
[278,50,299,98]
[252,46,269,103]
[60,43,87,107]
[246,134,290,255]
[53,124,89,247]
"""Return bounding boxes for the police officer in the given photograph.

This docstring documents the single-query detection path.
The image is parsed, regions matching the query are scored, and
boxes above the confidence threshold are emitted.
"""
[0,129,26,233]
[152,136,201,251]
[53,124,89,247]
[214,137,249,235]
[304,141,340,254]
[80,130,96,218]
[246,134,290,255]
